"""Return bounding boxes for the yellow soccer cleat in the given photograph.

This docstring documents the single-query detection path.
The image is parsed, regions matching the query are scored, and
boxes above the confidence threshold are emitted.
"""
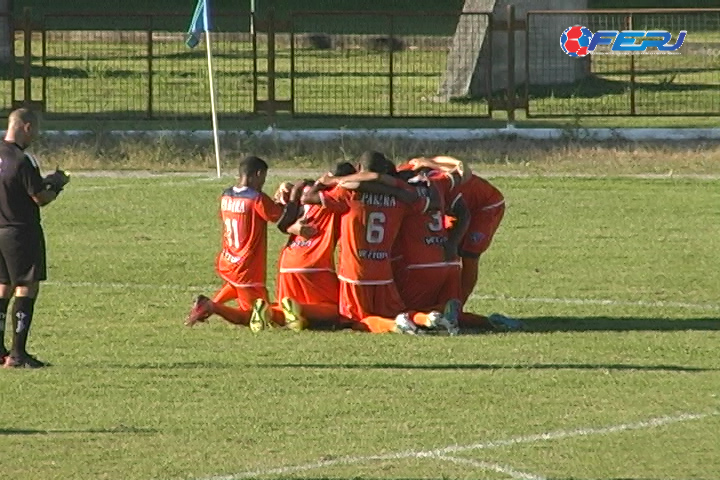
[281,297,308,332]
[249,299,271,333]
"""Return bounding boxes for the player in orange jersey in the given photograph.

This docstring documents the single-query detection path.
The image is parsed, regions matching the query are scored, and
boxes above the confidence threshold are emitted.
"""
[410,156,524,331]
[302,151,456,335]
[185,156,305,330]
[391,160,471,328]
[261,162,358,330]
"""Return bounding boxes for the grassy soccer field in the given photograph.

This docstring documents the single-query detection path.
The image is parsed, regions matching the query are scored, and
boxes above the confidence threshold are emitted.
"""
[0,166,718,480]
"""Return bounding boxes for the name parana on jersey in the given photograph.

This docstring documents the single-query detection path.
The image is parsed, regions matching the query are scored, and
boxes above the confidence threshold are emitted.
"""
[359,193,397,207]
[221,197,247,213]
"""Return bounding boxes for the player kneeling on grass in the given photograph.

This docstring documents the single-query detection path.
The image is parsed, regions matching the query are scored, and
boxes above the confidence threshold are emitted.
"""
[269,162,358,331]
[390,161,469,334]
[407,156,523,332]
[184,156,307,332]
[301,151,459,335]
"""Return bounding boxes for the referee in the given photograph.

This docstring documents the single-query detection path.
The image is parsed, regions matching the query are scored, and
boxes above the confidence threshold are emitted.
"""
[0,108,69,368]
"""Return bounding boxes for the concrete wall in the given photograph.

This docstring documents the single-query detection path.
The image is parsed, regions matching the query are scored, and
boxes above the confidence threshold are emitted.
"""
[438,0,590,99]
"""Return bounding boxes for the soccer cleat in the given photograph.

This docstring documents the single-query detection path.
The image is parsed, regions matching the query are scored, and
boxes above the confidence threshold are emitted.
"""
[3,353,48,369]
[249,299,272,333]
[438,299,462,336]
[281,297,308,332]
[185,295,214,327]
[0,347,8,365]
[394,313,423,335]
[488,313,525,332]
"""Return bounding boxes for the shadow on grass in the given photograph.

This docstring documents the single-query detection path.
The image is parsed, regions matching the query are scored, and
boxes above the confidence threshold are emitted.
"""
[520,316,719,333]
[0,62,89,79]
[106,361,717,373]
[0,425,156,435]
[525,76,717,101]
[259,363,717,372]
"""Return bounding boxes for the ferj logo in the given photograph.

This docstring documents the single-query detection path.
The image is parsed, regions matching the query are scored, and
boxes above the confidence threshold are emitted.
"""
[560,25,686,57]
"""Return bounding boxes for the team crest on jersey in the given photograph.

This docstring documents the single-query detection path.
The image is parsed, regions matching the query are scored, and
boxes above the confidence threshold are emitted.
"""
[470,232,485,244]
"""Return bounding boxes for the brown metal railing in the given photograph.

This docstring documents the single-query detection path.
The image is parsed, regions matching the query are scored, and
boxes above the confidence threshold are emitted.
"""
[7,7,719,120]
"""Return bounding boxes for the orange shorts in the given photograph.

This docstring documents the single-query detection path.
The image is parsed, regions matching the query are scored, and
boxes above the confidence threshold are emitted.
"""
[394,264,461,311]
[460,204,505,258]
[339,280,406,321]
[276,270,339,305]
[232,285,269,311]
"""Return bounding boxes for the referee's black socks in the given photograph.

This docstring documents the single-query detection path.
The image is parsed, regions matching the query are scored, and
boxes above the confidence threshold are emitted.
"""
[10,296,36,358]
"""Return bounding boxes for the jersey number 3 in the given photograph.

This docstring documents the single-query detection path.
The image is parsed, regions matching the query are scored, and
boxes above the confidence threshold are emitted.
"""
[366,212,386,244]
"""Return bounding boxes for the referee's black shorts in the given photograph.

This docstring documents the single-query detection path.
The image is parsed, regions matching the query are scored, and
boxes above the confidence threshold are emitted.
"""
[0,226,47,285]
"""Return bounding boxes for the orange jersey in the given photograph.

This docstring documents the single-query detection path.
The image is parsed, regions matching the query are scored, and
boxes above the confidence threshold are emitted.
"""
[451,174,504,214]
[319,183,429,284]
[393,173,458,268]
[279,202,340,273]
[216,186,283,287]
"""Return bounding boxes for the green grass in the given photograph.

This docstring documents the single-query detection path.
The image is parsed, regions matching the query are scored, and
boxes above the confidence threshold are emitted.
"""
[1,168,719,480]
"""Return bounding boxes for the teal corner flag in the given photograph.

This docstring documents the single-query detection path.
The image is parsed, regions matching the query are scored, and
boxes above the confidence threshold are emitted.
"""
[186,0,210,48]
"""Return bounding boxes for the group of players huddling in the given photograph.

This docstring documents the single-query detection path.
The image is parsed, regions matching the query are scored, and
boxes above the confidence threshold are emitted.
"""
[185,151,523,335]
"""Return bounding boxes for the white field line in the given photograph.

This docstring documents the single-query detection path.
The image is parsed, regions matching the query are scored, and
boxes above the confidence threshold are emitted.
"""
[43,281,212,291]
[192,411,715,480]
[42,280,720,312]
[434,455,546,480]
[55,169,720,181]
[70,178,213,192]
[471,293,720,312]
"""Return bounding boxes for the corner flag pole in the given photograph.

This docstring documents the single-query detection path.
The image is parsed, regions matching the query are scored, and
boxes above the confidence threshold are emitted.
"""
[204,9,222,178]
[187,0,222,178]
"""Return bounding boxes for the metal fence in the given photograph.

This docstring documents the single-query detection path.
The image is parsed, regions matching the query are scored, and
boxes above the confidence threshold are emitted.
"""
[525,9,720,117]
[6,7,720,120]
[289,11,491,118]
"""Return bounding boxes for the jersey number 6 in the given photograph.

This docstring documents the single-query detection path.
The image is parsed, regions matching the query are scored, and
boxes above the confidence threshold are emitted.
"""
[366,211,386,244]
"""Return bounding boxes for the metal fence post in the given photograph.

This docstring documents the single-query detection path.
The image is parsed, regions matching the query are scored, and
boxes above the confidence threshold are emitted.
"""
[41,16,46,109]
[267,7,277,121]
[23,7,32,107]
[626,14,636,115]
[252,11,258,113]
[147,15,154,119]
[388,13,394,118]
[289,14,295,115]
[506,4,516,123]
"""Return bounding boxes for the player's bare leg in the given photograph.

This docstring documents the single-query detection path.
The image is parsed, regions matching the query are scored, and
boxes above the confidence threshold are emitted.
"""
[212,283,236,305]
[460,257,480,304]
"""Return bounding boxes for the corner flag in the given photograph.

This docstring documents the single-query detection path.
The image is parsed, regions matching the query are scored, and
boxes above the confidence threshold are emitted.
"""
[186,0,222,178]
[186,0,211,48]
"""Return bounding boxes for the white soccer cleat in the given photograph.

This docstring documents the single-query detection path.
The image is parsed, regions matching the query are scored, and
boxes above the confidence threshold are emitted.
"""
[394,313,422,335]
[428,306,460,336]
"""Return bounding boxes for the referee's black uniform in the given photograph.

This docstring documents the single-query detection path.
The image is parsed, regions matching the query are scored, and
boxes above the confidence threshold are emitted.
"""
[0,141,47,284]
[0,140,48,366]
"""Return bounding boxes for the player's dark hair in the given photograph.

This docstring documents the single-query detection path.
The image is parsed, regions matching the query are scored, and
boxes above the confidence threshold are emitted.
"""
[396,170,416,182]
[238,156,269,177]
[333,161,357,177]
[358,150,395,174]
[8,107,38,127]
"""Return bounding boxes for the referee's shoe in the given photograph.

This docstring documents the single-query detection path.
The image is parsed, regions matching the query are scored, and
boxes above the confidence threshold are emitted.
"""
[3,352,48,369]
